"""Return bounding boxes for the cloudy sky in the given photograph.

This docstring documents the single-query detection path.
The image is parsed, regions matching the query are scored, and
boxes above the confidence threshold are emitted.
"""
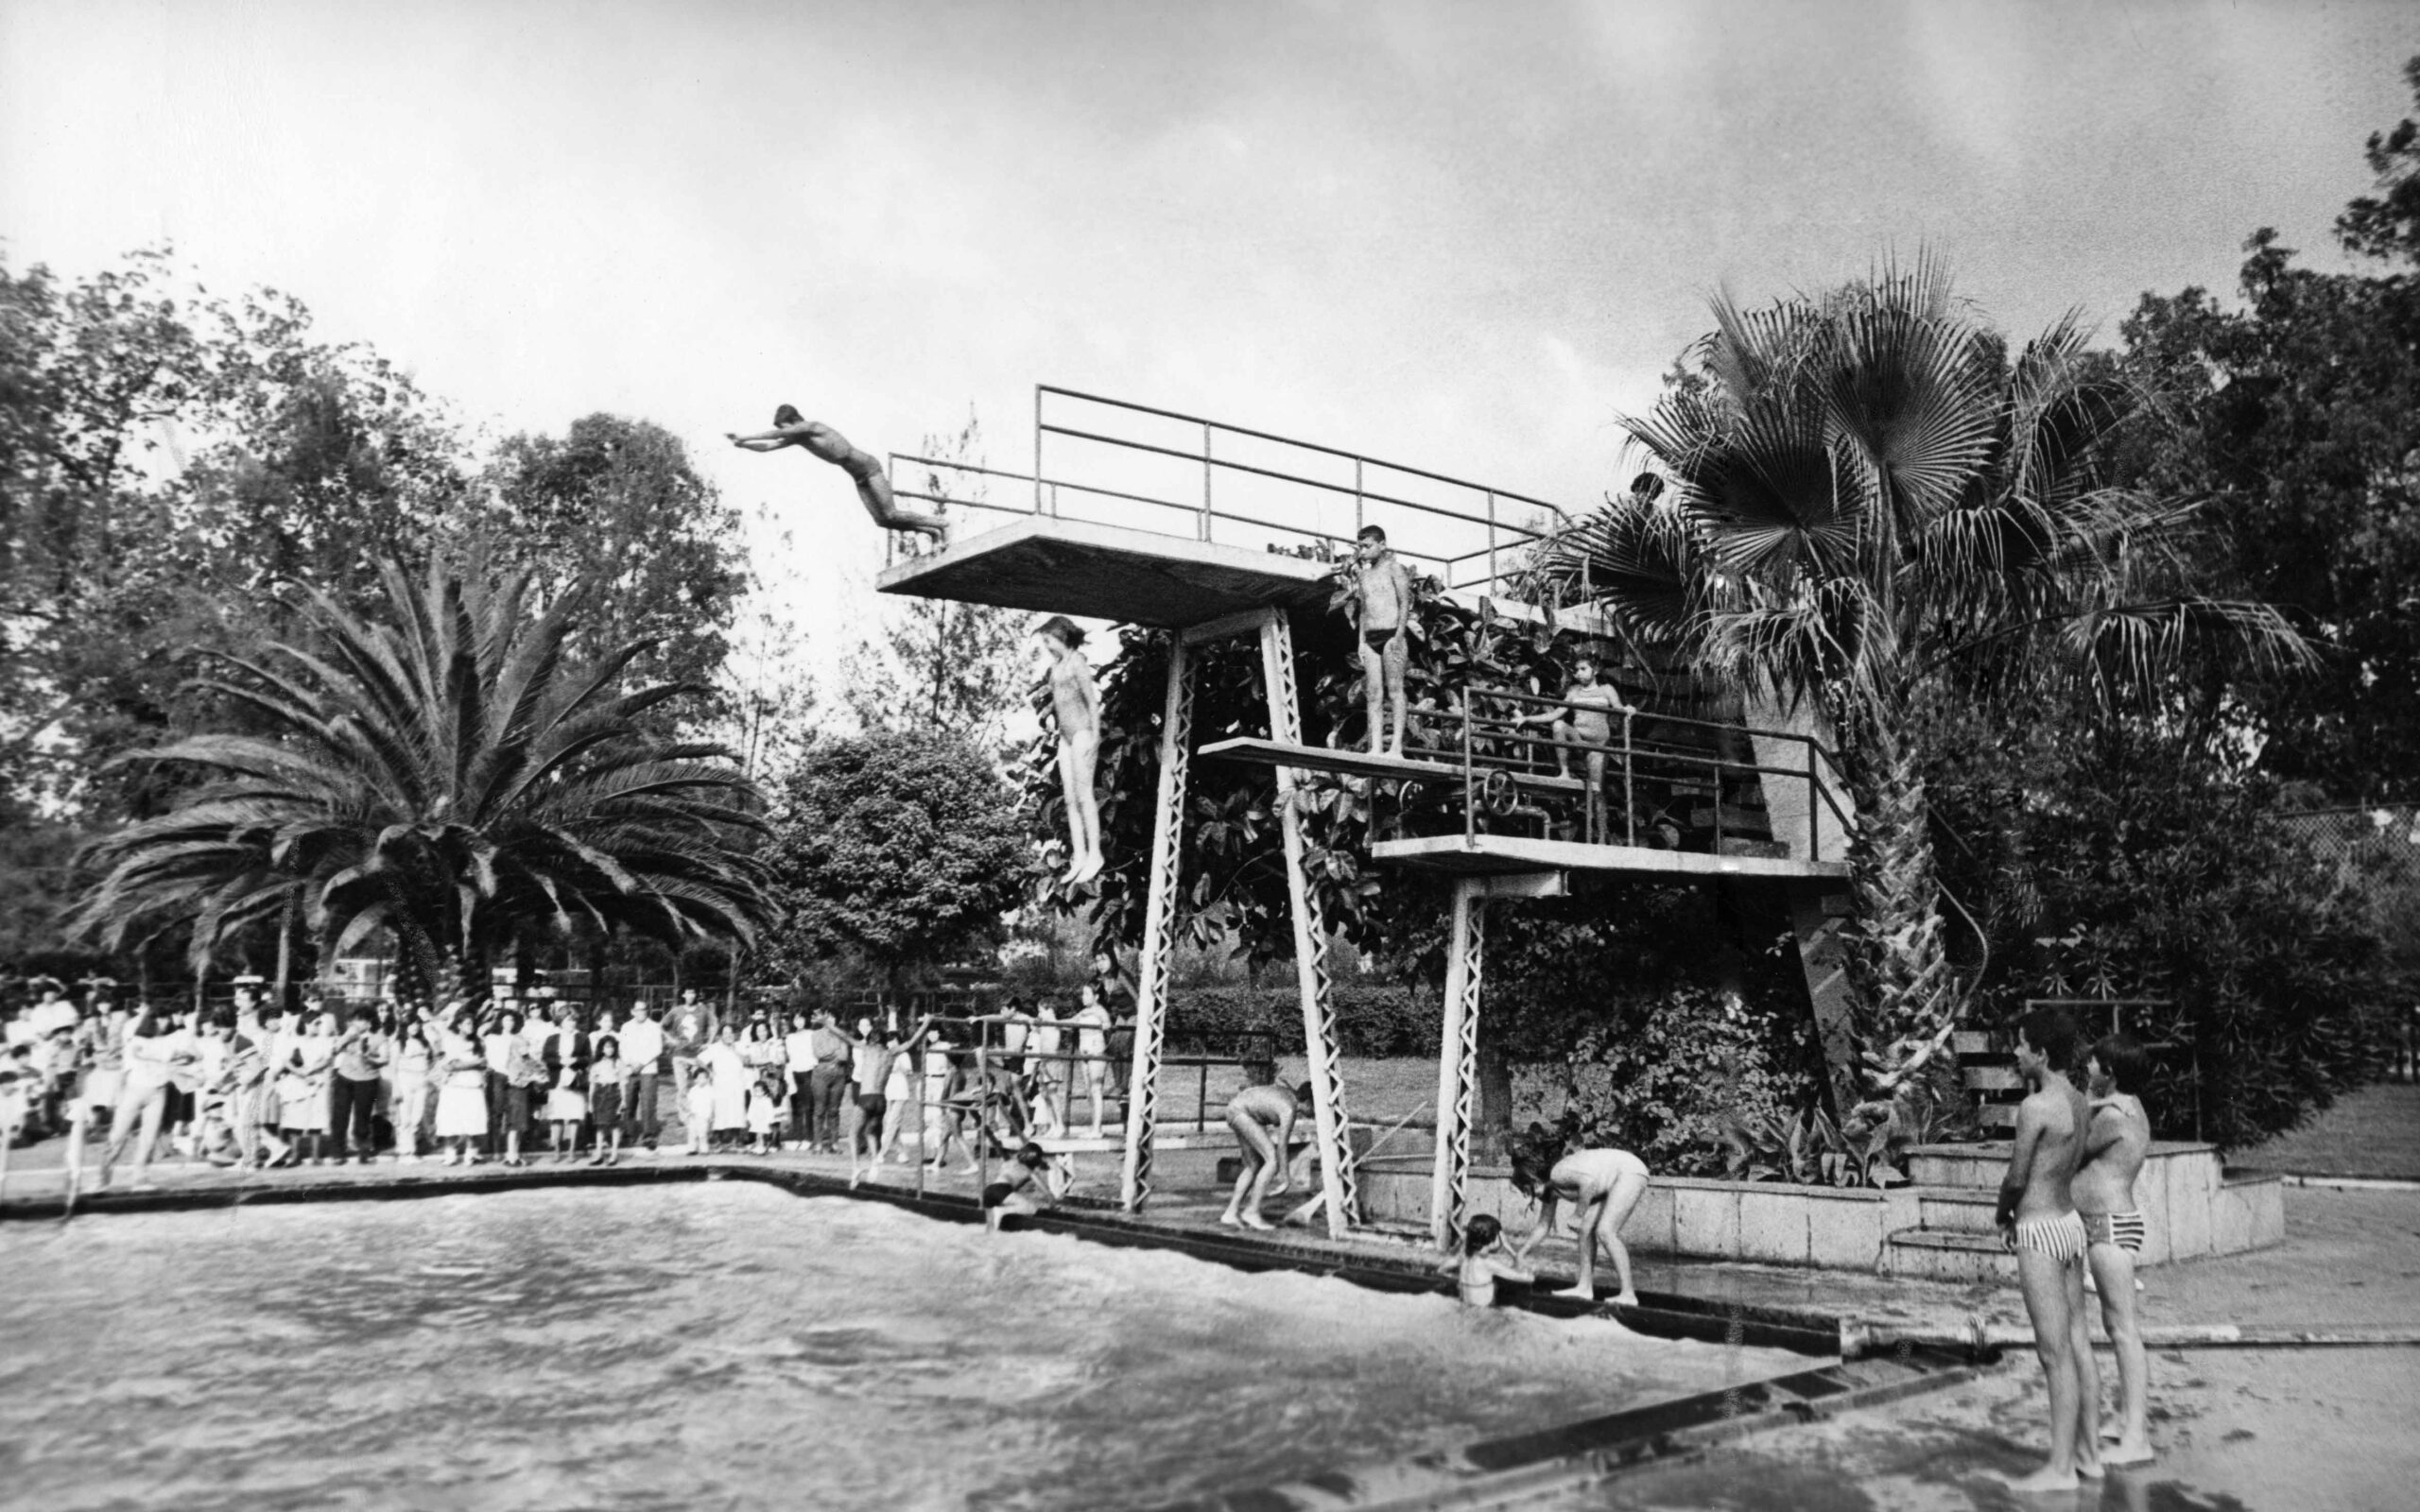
[3,0,2412,672]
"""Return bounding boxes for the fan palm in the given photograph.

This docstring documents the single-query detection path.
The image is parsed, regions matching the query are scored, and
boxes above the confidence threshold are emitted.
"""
[73,556,772,1000]
[1547,256,2309,1115]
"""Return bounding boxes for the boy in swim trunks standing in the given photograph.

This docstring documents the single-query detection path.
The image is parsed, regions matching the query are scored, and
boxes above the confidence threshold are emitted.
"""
[2078,1031,2154,1467]
[1996,1005,2102,1493]
[1332,525,1413,757]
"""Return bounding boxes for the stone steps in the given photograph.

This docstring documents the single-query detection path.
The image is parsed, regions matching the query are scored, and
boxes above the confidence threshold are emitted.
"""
[1912,1186,2001,1234]
[1883,1228,2016,1283]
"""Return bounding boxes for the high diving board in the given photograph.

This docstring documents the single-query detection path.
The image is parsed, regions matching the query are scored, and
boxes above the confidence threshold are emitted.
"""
[876,515,1333,628]
[1200,736,1588,793]
[1373,833,1848,881]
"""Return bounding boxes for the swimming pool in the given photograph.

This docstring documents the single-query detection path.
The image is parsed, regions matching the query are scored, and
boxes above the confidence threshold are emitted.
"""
[0,1183,1811,1510]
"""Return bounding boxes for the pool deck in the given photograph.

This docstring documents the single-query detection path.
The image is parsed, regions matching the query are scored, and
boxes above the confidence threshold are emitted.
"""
[9,1143,2415,1511]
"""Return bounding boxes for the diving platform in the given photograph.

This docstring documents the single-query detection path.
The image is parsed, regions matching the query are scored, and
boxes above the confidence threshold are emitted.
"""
[1372,833,1848,881]
[875,515,1332,628]
[1199,736,1586,793]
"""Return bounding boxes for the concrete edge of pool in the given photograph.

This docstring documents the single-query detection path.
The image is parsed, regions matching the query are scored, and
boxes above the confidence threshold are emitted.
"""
[1,1160,2001,1512]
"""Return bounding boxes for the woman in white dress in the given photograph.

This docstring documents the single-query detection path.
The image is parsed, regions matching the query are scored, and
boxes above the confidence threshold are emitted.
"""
[432,1011,491,1165]
[279,1013,336,1163]
[390,1019,436,1161]
[700,1022,751,1152]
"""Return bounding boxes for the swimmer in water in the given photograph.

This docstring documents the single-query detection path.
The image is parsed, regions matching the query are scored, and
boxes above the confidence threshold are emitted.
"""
[727,407,949,541]
[1219,1070,1315,1230]
[1438,1213,1536,1307]
[982,1142,1060,1232]
[1508,1124,1649,1307]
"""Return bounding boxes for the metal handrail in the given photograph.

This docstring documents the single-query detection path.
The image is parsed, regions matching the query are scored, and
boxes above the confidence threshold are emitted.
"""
[1037,383,1573,525]
[1436,685,1851,856]
[888,455,1490,592]
[1036,419,1564,541]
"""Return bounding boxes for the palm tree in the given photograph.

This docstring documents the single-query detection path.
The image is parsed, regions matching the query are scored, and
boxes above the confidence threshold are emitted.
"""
[1547,256,2308,1115]
[73,556,772,1002]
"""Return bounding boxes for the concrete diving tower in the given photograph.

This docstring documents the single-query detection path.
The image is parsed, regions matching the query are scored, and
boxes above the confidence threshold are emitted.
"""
[871,385,1862,1254]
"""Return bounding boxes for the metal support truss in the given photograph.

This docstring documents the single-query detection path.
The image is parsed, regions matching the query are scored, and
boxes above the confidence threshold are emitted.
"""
[1257,610,1357,1238]
[1431,877,1486,1249]
[1119,633,1194,1212]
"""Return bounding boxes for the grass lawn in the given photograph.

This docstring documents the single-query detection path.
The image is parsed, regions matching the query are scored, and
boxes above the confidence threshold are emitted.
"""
[1147,1054,1439,1129]
[2233,1080,2420,1178]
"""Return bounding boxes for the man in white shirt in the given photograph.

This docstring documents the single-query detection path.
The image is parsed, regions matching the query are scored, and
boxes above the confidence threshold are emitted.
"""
[783,1012,820,1145]
[29,987,78,1040]
[617,1004,666,1151]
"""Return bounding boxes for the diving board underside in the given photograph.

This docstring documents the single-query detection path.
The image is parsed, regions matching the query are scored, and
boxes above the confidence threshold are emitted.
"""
[875,516,1332,627]
[1200,735,1587,791]
[1372,833,1848,881]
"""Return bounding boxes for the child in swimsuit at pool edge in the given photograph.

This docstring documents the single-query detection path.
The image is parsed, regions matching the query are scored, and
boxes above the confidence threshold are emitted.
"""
[981,1142,1060,1232]
[1438,1214,1535,1307]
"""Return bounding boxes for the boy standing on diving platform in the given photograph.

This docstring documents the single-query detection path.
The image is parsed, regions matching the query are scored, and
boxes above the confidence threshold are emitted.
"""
[1331,525,1414,758]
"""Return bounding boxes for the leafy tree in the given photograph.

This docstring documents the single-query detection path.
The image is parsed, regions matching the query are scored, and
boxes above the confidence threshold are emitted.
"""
[716,571,820,786]
[463,413,747,713]
[1549,256,2308,1117]
[2337,56,2420,264]
[1923,703,2393,1149]
[2114,60,2420,799]
[758,731,1027,988]
[71,557,771,1003]
[2,249,471,818]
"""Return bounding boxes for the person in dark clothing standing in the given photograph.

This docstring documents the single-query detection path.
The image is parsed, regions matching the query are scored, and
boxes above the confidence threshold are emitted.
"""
[807,1009,852,1153]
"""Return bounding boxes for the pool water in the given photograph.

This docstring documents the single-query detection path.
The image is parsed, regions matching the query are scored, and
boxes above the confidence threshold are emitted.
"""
[0,1184,1806,1510]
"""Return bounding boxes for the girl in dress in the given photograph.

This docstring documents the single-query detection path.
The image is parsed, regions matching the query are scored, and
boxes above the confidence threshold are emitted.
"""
[390,1019,436,1162]
[433,1010,490,1165]
[880,1025,918,1162]
[747,1065,786,1156]
[546,1037,588,1162]
[742,1019,786,1151]
[683,1058,716,1157]
[586,1034,625,1167]
[701,1022,751,1153]
[279,1013,336,1164]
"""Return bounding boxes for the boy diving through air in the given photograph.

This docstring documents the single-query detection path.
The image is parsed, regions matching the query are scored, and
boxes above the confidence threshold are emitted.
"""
[728,407,949,541]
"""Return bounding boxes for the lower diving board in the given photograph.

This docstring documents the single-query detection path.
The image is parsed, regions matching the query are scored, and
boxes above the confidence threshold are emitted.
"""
[1372,832,1846,881]
[1199,736,1587,793]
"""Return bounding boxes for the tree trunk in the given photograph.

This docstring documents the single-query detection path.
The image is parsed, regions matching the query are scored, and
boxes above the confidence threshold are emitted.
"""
[1841,698,1962,1120]
[271,891,297,1017]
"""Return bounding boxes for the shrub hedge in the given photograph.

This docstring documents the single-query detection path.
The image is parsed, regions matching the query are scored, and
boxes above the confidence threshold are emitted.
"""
[1166,984,1437,1058]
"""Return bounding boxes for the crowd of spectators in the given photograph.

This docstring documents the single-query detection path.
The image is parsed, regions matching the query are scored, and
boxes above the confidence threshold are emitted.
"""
[1,976,1134,1194]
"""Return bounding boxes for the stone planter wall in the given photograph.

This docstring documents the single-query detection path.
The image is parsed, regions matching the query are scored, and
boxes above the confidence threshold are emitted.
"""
[1357,1158,1916,1269]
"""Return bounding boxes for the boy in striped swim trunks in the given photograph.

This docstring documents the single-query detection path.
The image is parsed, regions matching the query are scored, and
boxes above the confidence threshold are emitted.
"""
[1996,1005,2102,1493]
[2079,1032,2154,1467]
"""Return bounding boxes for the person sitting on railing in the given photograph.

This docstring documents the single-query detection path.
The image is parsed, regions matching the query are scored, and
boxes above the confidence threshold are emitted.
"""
[1512,655,1634,779]
[726,406,948,541]
[1512,655,1634,841]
